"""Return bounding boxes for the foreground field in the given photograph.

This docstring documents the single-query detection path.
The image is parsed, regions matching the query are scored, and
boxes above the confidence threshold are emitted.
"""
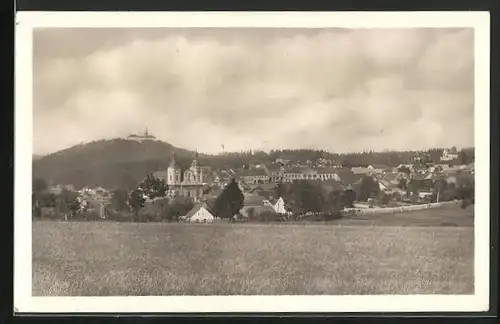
[33,208,474,296]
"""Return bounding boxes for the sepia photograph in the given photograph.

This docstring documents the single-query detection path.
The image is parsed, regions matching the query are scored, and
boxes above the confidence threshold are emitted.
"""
[15,11,490,313]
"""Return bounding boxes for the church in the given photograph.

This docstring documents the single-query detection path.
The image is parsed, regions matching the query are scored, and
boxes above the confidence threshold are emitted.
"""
[153,153,205,201]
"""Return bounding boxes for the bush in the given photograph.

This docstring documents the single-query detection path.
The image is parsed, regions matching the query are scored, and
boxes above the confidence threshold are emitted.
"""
[40,207,59,220]
[247,211,283,222]
[137,212,161,223]
[73,211,100,221]
[108,211,135,222]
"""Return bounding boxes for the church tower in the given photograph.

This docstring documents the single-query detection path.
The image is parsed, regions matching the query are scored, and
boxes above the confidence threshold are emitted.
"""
[189,151,203,184]
[167,153,182,185]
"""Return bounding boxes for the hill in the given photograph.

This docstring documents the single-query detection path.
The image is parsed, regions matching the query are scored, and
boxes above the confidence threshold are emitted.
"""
[33,139,197,190]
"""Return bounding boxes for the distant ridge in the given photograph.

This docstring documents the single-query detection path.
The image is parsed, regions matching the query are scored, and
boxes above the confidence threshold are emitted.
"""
[33,138,196,190]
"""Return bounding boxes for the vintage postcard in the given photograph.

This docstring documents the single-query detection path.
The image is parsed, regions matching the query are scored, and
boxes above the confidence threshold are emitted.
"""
[15,11,490,313]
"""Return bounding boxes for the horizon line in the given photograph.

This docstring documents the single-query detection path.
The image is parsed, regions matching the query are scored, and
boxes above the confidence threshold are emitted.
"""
[32,137,475,158]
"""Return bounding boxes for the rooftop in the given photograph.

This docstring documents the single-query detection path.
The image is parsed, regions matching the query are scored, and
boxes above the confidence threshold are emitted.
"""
[238,169,269,177]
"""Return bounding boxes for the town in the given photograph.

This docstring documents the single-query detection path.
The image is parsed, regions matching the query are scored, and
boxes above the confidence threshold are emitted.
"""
[32,140,475,224]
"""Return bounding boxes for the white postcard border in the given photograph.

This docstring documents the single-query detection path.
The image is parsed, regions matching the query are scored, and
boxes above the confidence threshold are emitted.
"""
[14,11,491,313]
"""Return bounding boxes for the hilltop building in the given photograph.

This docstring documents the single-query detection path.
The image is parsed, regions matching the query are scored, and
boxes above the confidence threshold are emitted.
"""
[126,127,156,142]
[153,153,205,201]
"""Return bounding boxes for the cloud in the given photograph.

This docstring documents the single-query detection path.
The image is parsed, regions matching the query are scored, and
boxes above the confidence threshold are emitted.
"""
[33,27,474,155]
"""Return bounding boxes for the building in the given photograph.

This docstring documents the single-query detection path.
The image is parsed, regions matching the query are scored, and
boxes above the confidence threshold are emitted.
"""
[239,194,276,219]
[351,166,371,175]
[237,169,270,184]
[264,163,285,182]
[367,164,389,174]
[126,127,156,142]
[182,203,215,223]
[441,147,459,161]
[153,153,205,201]
[266,197,288,214]
[317,167,341,181]
[278,166,344,183]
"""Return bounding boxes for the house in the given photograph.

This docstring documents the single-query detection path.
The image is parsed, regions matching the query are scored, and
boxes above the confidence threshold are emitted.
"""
[418,191,434,199]
[238,194,277,219]
[367,164,388,174]
[317,167,341,181]
[441,147,459,161]
[202,185,223,199]
[282,167,306,182]
[351,166,371,175]
[243,194,268,206]
[378,172,406,185]
[280,166,343,183]
[182,203,215,223]
[275,158,290,166]
[264,163,285,182]
[260,197,289,214]
[237,169,270,184]
[270,197,288,214]
[247,182,277,198]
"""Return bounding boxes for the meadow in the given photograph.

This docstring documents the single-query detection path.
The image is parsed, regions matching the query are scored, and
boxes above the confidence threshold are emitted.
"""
[33,205,474,296]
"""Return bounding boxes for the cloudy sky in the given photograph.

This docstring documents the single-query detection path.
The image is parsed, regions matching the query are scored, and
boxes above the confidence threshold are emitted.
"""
[33,27,474,155]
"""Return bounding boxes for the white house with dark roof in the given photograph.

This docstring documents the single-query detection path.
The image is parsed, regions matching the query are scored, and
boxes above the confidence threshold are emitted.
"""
[270,197,288,214]
[182,203,215,223]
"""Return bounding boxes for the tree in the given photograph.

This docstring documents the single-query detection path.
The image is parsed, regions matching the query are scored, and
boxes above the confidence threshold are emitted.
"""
[406,180,421,199]
[357,176,380,201]
[128,189,146,221]
[138,174,168,202]
[56,189,80,220]
[246,207,256,221]
[32,177,47,194]
[287,180,326,214]
[397,166,411,175]
[164,197,194,222]
[397,178,407,190]
[433,179,448,203]
[32,178,48,218]
[377,191,391,205]
[213,178,244,220]
[459,150,470,165]
[274,183,287,198]
[110,188,130,212]
[341,190,356,208]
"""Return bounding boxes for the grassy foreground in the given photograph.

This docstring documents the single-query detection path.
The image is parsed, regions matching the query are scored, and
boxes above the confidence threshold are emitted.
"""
[33,207,474,296]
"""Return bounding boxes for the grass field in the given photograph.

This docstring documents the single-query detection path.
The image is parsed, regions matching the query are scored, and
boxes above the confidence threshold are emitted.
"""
[32,205,474,296]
